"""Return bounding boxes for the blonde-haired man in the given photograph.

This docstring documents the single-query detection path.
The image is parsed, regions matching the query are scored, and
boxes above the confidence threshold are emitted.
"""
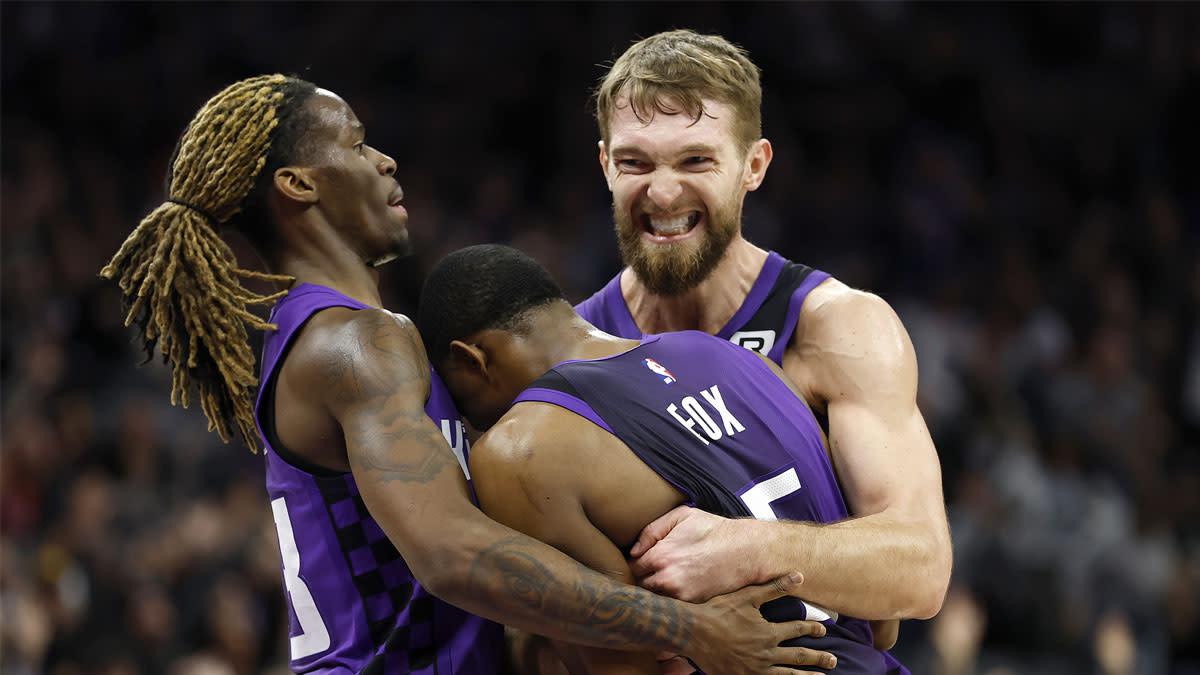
[579,29,954,670]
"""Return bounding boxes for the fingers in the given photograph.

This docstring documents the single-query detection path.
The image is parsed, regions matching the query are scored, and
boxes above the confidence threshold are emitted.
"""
[635,567,706,602]
[772,644,837,673]
[629,504,693,557]
[768,618,837,672]
[638,573,702,603]
[657,655,697,675]
[774,617,826,640]
[736,572,805,608]
[628,554,657,580]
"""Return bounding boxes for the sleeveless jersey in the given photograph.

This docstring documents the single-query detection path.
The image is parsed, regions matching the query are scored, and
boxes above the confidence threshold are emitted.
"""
[575,251,829,365]
[254,283,504,674]
[513,331,907,674]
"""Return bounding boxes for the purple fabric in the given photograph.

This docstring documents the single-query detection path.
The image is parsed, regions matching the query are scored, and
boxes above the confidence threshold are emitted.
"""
[575,271,642,338]
[768,267,831,364]
[577,253,831,368]
[715,251,786,341]
[512,387,616,434]
[255,283,504,673]
[523,328,909,673]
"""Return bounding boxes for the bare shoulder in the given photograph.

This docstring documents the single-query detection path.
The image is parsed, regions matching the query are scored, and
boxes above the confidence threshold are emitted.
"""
[469,404,592,542]
[789,278,917,406]
[470,403,580,486]
[284,306,431,418]
[295,307,428,387]
[796,278,912,364]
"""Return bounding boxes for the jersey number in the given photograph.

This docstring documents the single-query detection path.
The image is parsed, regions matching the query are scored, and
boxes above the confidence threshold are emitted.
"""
[738,468,838,622]
[738,467,801,520]
[272,497,332,660]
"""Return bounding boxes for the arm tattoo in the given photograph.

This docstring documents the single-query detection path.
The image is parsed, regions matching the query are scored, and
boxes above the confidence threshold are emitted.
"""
[467,538,694,649]
[325,312,456,484]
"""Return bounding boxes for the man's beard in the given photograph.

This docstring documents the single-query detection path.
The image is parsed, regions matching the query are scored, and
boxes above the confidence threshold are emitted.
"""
[614,198,741,296]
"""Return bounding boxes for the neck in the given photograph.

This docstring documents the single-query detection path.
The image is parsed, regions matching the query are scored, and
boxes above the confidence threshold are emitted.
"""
[526,303,641,368]
[621,237,769,334]
[267,215,386,308]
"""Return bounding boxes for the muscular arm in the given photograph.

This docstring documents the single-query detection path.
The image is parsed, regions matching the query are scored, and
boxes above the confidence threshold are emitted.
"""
[472,408,832,675]
[298,309,817,671]
[469,411,661,675]
[632,285,952,621]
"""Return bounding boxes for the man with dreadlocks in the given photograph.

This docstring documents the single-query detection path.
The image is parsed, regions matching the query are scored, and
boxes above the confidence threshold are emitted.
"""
[101,75,835,674]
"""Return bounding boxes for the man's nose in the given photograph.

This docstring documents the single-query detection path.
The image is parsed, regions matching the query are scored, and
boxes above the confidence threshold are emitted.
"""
[646,171,683,209]
[377,151,397,176]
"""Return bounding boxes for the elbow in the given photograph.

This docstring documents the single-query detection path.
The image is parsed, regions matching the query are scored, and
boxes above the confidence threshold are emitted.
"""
[911,536,953,620]
[405,541,476,606]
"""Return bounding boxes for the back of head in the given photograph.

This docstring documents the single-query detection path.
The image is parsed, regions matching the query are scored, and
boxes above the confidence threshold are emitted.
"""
[595,29,763,149]
[419,244,565,368]
[100,74,319,451]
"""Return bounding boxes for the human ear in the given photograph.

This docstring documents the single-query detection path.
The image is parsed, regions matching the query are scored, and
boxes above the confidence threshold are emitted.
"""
[273,167,319,204]
[743,138,774,192]
[448,340,488,378]
[598,140,613,191]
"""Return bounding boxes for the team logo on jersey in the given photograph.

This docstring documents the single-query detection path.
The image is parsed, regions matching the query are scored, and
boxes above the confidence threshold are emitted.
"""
[729,329,777,355]
[643,358,676,384]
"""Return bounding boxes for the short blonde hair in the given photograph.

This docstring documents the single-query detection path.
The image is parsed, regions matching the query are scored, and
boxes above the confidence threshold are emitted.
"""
[595,29,763,150]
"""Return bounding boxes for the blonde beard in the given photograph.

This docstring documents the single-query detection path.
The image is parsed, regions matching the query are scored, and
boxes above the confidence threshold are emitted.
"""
[613,200,741,297]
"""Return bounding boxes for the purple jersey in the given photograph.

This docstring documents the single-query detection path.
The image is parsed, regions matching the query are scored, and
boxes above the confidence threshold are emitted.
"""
[254,284,504,674]
[575,251,829,365]
[514,331,908,675]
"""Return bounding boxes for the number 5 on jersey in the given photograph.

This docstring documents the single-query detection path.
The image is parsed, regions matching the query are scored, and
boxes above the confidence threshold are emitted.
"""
[738,468,838,622]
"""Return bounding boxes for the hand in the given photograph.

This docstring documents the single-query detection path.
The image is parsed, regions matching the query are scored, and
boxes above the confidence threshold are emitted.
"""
[656,652,697,674]
[870,619,899,651]
[686,574,837,674]
[630,506,761,602]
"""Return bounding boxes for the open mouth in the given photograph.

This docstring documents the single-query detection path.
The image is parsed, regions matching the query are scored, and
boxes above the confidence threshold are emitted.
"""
[641,211,700,238]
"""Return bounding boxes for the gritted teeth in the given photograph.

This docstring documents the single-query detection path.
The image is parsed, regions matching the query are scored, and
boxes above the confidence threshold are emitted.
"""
[645,212,699,235]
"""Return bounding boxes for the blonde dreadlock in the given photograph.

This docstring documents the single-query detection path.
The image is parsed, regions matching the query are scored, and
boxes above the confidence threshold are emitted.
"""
[100,74,313,451]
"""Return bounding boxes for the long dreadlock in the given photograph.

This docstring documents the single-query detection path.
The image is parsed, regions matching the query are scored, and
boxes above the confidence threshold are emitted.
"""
[100,74,317,451]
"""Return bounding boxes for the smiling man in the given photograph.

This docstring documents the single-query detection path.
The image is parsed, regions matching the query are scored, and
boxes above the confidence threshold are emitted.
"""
[577,29,953,643]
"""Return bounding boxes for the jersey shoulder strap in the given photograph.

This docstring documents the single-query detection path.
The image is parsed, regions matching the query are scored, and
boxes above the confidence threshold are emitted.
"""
[718,253,830,365]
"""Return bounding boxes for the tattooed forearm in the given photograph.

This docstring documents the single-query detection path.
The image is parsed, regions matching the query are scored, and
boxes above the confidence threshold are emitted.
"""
[467,538,694,650]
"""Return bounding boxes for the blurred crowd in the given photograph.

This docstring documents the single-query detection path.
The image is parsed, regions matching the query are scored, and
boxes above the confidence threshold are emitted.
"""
[2,2,1198,674]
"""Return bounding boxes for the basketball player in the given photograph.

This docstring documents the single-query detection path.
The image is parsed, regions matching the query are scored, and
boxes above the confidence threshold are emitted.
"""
[419,243,911,673]
[100,75,831,674]
[577,30,953,628]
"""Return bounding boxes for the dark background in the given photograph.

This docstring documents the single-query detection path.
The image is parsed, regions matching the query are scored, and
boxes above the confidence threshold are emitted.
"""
[3,2,1199,673]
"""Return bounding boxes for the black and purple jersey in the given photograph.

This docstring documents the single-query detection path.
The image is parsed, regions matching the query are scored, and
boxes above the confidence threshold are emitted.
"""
[513,331,907,674]
[254,283,504,674]
[575,251,829,365]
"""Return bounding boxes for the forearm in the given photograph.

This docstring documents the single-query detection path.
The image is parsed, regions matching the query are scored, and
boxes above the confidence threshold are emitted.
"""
[744,513,950,620]
[350,446,700,652]
[423,522,699,654]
